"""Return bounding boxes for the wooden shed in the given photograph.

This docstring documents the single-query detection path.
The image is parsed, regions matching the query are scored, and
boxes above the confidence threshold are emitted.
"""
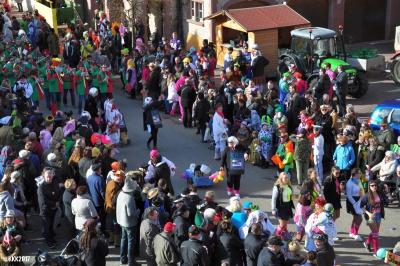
[204,4,311,77]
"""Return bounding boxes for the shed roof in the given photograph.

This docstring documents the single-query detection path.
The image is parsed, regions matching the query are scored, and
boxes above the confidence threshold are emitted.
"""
[204,4,310,32]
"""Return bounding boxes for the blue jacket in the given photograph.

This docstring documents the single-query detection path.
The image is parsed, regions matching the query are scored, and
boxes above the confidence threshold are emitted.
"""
[231,211,247,231]
[333,142,355,170]
[86,172,106,207]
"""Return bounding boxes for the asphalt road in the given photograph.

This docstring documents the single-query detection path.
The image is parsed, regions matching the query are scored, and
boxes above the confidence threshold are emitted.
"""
[22,42,400,265]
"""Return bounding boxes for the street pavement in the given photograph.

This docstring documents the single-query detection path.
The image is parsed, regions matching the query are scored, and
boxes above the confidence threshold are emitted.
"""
[22,42,400,265]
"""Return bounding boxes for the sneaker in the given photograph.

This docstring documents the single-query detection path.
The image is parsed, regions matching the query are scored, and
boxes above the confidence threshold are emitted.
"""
[349,233,354,238]
[227,191,232,196]
[373,253,381,259]
[364,242,372,252]
[353,235,363,242]
[332,237,339,241]
[235,194,240,199]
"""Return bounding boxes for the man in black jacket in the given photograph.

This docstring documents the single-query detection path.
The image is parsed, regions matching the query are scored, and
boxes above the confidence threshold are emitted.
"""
[245,223,265,266]
[313,68,331,105]
[177,78,196,128]
[181,225,210,266]
[334,64,348,117]
[315,105,334,171]
[194,92,210,142]
[38,169,62,249]
[257,236,285,266]
[172,204,191,248]
[152,154,173,195]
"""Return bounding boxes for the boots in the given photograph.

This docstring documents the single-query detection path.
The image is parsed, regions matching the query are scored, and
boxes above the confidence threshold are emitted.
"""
[114,234,121,247]
[258,156,266,168]
[261,160,270,169]
[214,148,220,160]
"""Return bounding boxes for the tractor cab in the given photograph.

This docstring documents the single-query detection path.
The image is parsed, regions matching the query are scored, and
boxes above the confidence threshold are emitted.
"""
[290,27,339,74]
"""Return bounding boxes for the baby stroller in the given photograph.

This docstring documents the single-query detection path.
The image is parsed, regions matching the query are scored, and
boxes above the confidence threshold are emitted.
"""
[30,239,85,266]
[119,112,131,147]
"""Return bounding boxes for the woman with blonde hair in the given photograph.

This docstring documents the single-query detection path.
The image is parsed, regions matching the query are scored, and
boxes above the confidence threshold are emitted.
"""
[271,172,295,237]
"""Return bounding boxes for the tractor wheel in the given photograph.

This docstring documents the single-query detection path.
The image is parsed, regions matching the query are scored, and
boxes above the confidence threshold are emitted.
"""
[391,58,400,86]
[348,71,369,98]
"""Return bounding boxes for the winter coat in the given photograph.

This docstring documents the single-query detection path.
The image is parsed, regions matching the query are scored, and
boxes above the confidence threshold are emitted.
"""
[315,113,334,144]
[104,180,122,216]
[63,189,76,225]
[371,157,397,182]
[244,233,264,266]
[292,136,312,162]
[116,190,141,228]
[82,236,109,266]
[152,162,174,195]
[316,242,335,266]
[139,219,161,261]
[38,180,62,216]
[172,214,190,248]
[71,193,98,230]
[335,71,348,95]
[314,74,330,99]
[377,127,396,151]
[323,176,342,210]
[251,55,269,78]
[181,238,210,266]
[215,232,244,265]
[221,143,247,176]
[143,99,164,126]
[47,32,60,56]
[146,67,162,97]
[0,191,15,220]
[177,84,196,108]
[212,111,228,142]
[257,247,285,266]
[194,99,210,128]
[333,142,355,170]
[153,232,182,265]
[86,172,106,208]
[365,146,385,169]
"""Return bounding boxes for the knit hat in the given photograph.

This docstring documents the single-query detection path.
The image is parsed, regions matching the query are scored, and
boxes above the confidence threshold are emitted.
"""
[19,150,30,159]
[150,149,159,158]
[194,210,206,228]
[122,176,137,193]
[188,225,200,236]
[47,153,57,162]
[10,171,21,183]
[164,222,177,232]
[91,163,101,171]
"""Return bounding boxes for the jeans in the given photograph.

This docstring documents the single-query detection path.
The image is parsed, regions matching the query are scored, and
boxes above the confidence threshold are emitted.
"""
[63,89,76,106]
[337,93,346,117]
[164,98,171,113]
[44,89,51,108]
[42,215,55,245]
[50,91,62,104]
[120,225,137,264]
[78,95,88,113]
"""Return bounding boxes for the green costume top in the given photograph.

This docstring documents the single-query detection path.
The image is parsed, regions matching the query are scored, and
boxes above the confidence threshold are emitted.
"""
[20,20,29,34]
[75,70,87,96]
[28,77,40,102]
[38,66,49,89]
[97,71,108,93]
[47,70,60,93]
[90,65,99,87]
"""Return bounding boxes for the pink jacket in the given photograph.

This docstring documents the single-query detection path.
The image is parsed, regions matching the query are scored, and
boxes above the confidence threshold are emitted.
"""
[294,203,312,227]
[174,76,194,92]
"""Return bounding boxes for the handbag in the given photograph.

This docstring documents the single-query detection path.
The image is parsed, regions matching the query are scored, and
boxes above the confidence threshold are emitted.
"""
[204,128,211,141]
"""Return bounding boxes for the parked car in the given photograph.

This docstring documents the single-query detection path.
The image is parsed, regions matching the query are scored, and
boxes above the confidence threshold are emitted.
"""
[369,99,400,137]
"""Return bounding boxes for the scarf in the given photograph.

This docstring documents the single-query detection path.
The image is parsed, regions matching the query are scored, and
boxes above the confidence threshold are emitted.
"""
[284,185,291,201]
[335,178,340,195]
[216,110,224,119]
[355,178,365,197]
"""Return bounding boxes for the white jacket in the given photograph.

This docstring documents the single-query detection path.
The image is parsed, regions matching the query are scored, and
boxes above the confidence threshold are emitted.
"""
[71,194,98,230]
[212,112,227,140]
[371,158,397,182]
[313,134,324,156]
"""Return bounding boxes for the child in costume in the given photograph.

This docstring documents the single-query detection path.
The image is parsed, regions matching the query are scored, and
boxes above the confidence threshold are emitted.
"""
[258,122,273,169]
[236,121,250,148]
[0,231,22,266]
[104,99,122,154]
[247,110,261,132]
[272,132,294,179]
[249,131,261,166]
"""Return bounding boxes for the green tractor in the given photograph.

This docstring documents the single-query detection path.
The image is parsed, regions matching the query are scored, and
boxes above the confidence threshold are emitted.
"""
[277,27,369,98]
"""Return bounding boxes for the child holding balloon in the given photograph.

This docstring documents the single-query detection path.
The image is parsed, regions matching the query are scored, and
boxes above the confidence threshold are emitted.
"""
[220,136,249,198]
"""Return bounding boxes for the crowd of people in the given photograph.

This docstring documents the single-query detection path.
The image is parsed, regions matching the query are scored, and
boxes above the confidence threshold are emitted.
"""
[0,2,400,266]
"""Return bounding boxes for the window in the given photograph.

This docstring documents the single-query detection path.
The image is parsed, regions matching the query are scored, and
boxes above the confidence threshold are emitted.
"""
[190,0,203,22]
